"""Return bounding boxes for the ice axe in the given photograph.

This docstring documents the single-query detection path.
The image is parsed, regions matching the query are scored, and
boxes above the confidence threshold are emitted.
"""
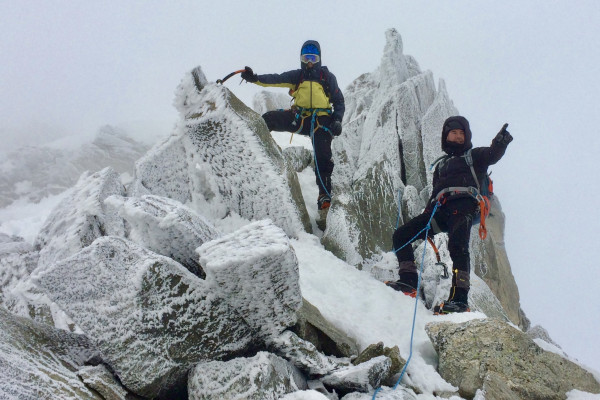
[427,237,449,279]
[216,69,245,85]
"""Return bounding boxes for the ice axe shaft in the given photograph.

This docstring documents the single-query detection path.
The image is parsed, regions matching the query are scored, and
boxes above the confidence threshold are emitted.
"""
[427,237,449,279]
[216,69,245,84]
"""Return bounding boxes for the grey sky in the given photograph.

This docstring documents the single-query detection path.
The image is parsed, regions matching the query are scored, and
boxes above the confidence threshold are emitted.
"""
[2,1,599,370]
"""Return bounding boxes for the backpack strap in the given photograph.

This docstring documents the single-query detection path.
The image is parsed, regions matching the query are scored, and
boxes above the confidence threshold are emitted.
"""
[462,148,481,193]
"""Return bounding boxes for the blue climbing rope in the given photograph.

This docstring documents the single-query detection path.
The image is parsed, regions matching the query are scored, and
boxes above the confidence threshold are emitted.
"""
[372,201,440,400]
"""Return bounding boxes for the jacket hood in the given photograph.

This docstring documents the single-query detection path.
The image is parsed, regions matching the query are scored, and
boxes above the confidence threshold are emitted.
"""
[441,115,473,155]
[300,40,322,70]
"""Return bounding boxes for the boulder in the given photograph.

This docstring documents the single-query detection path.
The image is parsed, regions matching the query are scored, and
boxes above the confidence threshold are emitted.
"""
[351,342,405,386]
[77,365,135,400]
[105,194,220,278]
[188,352,307,400]
[291,298,360,358]
[198,219,302,340]
[33,236,254,398]
[283,146,314,172]
[426,318,600,399]
[34,167,125,271]
[321,356,391,394]
[0,308,101,399]
[131,66,311,237]
[0,236,38,305]
[268,330,351,376]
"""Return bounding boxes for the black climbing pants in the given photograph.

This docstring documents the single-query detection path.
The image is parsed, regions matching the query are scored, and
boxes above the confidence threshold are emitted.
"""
[392,198,477,289]
[262,110,334,194]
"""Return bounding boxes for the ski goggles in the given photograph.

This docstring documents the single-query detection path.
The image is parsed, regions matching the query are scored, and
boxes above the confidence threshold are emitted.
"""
[301,54,320,64]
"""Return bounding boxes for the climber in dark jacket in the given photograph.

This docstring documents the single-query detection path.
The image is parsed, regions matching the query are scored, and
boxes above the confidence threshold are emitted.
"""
[241,40,345,210]
[388,116,513,313]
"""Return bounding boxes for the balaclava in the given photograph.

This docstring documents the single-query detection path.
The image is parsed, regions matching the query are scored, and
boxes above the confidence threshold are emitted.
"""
[441,116,473,155]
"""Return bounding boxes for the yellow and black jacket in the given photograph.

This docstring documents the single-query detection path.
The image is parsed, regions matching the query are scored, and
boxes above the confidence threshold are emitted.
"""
[253,41,345,121]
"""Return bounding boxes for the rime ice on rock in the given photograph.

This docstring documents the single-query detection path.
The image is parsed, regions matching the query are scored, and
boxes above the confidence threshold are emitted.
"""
[105,194,220,277]
[131,66,311,237]
[321,355,392,394]
[0,308,100,399]
[0,236,38,306]
[34,167,125,271]
[198,219,303,340]
[323,29,454,267]
[188,352,307,400]
[33,236,254,398]
[252,90,292,115]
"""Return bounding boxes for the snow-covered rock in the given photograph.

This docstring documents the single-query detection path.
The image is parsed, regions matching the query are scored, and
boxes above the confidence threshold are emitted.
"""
[293,298,360,358]
[131,66,311,237]
[188,352,307,400]
[322,355,392,394]
[322,29,455,267]
[252,90,292,115]
[0,236,38,305]
[33,236,254,398]
[268,330,351,376]
[34,167,125,271]
[0,125,149,208]
[283,146,314,173]
[0,308,101,399]
[198,219,302,340]
[105,194,220,278]
[76,365,131,400]
[426,318,600,399]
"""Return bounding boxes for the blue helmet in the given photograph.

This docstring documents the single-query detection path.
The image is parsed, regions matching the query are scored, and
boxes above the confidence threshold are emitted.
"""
[300,40,321,68]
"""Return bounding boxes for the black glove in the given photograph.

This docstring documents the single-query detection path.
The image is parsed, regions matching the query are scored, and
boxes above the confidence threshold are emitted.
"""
[494,123,513,145]
[330,120,342,136]
[241,66,257,83]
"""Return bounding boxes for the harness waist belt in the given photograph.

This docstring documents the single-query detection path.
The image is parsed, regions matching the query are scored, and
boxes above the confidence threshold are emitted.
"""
[435,186,479,202]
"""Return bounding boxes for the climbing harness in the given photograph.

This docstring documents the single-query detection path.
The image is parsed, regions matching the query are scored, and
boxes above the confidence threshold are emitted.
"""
[430,149,492,240]
[215,69,245,85]
[373,202,441,400]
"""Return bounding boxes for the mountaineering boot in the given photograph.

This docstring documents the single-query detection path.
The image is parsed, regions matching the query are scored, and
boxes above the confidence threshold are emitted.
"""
[386,271,418,298]
[434,287,470,314]
[317,193,331,210]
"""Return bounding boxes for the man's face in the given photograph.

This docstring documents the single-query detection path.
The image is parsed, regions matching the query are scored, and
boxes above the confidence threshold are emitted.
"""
[447,129,465,144]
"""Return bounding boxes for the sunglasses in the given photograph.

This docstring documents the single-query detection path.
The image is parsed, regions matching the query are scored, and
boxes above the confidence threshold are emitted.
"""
[301,54,320,64]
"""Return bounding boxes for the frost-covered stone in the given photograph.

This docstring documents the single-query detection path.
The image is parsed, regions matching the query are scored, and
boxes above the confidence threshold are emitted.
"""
[352,342,405,386]
[33,236,254,398]
[252,90,291,115]
[0,308,101,399]
[77,365,131,400]
[323,29,453,267]
[269,330,351,376]
[131,66,311,237]
[198,219,302,339]
[527,324,560,348]
[188,352,307,400]
[426,318,600,399]
[0,236,38,305]
[470,195,528,328]
[283,146,314,172]
[321,355,391,394]
[34,167,125,271]
[341,387,417,399]
[105,194,220,277]
[292,298,360,358]
[0,126,149,208]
